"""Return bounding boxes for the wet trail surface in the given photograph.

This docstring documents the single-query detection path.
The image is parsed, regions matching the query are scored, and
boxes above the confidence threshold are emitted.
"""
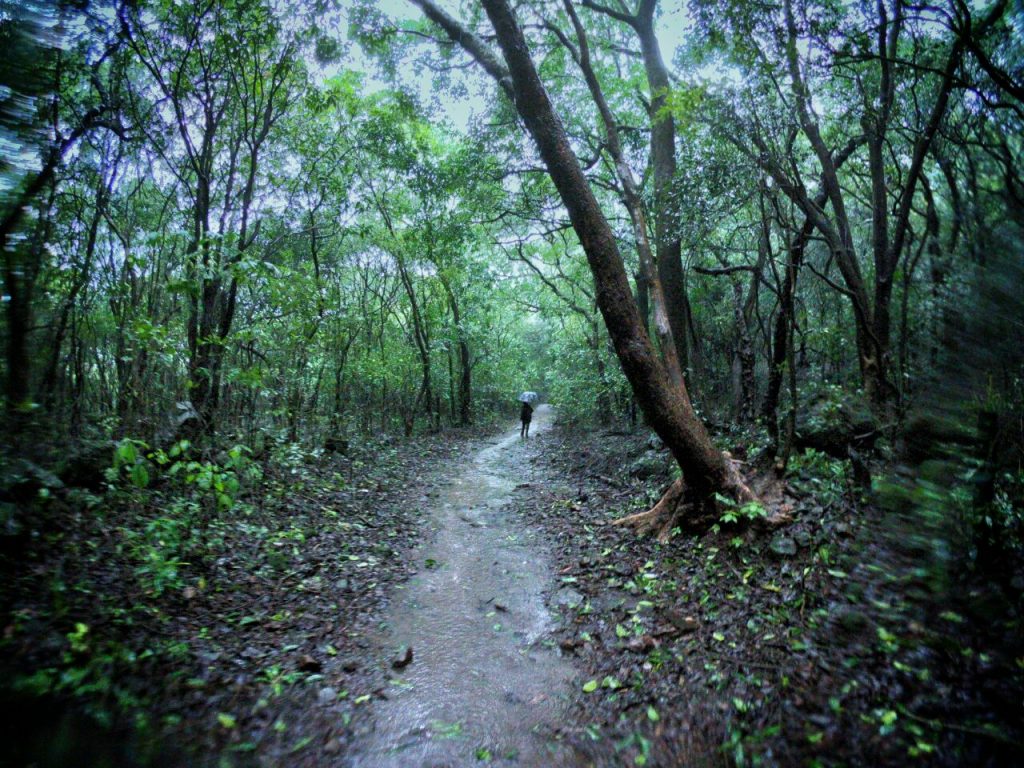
[344,406,586,767]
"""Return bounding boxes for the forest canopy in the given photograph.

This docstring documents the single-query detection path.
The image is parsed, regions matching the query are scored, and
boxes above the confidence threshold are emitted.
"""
[1,0,1021,449]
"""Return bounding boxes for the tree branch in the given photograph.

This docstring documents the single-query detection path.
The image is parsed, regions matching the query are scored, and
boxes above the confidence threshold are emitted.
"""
[407,0,513,99]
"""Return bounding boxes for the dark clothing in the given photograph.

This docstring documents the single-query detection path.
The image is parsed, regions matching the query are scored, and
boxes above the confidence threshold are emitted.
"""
[520,402,533,438]
[520,402,533,423]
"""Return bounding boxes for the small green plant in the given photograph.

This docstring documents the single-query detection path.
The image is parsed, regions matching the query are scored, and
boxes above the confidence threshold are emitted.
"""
[110,439,260,594]
[124,513,190,596]
[259,664,303,696]
[12,623,153,727]
[787,448,848,504]
[716,495,768,525]
[163,443,258,514]
[67,622,90,654]
[109,438,152,488]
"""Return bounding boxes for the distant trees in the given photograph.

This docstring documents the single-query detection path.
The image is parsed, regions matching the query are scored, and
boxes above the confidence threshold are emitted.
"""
[0,1,539,450]
[406,0,1022,519]
[120,0,301,436]
[1,1,125,424]
[699,0,1007,412]
[1,0,1020,537]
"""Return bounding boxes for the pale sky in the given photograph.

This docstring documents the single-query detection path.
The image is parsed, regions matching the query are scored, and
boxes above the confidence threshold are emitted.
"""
[344,0,693,133]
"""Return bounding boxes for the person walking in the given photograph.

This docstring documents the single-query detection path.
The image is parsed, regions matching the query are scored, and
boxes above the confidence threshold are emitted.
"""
[520,400,534,438]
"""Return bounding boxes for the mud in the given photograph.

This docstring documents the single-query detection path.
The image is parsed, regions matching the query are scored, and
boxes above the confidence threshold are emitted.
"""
[344,406,586,767]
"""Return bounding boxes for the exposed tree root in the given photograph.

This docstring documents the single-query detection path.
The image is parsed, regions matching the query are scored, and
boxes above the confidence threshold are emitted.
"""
[610,452,761,540]
[610,477,687,542]
[723,451,757,504]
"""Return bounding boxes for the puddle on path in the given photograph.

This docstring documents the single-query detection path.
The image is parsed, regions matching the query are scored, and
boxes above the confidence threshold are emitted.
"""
[344,406,586,767]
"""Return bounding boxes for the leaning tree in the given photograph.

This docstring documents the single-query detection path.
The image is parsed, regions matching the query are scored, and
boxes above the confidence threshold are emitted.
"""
[408,0,754,537]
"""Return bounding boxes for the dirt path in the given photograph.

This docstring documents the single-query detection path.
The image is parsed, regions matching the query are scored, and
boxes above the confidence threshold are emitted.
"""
[343,405,586,766]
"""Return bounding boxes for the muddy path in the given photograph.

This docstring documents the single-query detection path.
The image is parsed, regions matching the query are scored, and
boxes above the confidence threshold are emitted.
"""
[344,405,586,767]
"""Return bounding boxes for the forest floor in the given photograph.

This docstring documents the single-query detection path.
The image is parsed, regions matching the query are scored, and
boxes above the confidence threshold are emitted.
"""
[2,422,502,767]
[2,409,1022,767]
[513,421,1024,768]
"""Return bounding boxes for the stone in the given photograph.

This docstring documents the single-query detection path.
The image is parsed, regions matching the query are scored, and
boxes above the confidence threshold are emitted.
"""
[240,645,263,660]
[57,442,115,490]
[391,646,413,669]
[625,635,657,653]
[663,610,700,634]
[769,534,798,557]
[629,451,666,480]
[318,687,338,706]
[828,605,872,647]
[324,437,348,455]
[558,638,580,652]
[646,434,665,451]
[553,587,585,609]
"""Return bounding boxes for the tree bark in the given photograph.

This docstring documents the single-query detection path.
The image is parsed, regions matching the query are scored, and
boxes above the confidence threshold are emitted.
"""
[441,275,472,426]
[553,0,685,390]
[764,216,810,458]
[581,0,692,377]
[731,279,756,422]
[632,3,692,380]
[3,184,56,425]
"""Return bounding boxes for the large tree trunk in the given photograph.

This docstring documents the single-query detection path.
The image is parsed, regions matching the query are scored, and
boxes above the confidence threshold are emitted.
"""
[441,276,472,426]
[555,0,685,391]
[764,218,810,461]
[3,253,33,419]
[632,3,692,381]
[634,270,650,335]
[580,0,692,379]
[395,255,436,430]
[413,0,752,532]
[3,186,55,427]
[731,279,756,423]
[458,337,472,427]
[41,181,104,411]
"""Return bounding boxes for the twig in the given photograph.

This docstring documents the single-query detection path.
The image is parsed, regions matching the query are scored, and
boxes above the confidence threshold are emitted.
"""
[701,651,785,671]
[897,706,1024,748]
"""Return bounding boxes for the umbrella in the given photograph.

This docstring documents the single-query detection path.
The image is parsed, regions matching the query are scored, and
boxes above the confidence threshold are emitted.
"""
[518,391,538,404]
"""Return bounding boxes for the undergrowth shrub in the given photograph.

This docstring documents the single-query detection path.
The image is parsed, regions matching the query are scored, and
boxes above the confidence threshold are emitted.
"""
[107,438,261,595]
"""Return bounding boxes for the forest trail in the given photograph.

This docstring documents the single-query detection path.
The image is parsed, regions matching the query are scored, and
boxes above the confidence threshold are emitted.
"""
[344,405,586,766]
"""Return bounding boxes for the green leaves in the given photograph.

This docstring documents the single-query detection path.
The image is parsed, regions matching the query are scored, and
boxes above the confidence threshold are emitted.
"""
[116,440,138,466]
[429,720,463,739]
[715,494,767,525]
[130,463,150,489]
[583,676,621,693]
[662,84,706,137]
[113,439,151,489]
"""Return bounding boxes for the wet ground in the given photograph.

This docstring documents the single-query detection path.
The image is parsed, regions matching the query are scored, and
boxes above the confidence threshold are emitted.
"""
[6,413,1018,767]
[344,405,587,767]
